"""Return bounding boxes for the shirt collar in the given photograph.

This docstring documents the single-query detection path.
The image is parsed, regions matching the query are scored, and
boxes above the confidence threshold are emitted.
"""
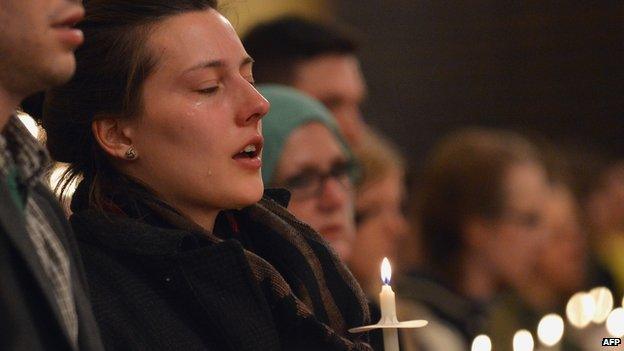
[0,115,50,189]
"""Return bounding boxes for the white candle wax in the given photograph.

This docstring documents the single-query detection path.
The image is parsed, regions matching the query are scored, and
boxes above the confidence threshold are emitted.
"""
[380,257,400,351]
[380,285,398,323]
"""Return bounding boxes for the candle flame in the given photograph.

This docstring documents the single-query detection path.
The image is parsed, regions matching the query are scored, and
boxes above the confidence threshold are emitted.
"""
[590,286,614,323]
[537,314,564,346]
[381,257,392,285]
[471,335,492,351]
[512,330,534,351]
[566,292,596,328]
[607,308,624,337]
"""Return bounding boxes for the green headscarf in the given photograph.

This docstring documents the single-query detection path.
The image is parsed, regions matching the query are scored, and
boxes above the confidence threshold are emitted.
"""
[258,84,352,186]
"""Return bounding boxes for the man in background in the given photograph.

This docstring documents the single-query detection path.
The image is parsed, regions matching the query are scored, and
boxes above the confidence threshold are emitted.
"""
[0,0,102,349]
[243,16,369,145]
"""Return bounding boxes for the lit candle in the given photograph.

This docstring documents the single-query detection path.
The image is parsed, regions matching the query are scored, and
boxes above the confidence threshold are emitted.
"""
[590,287,614,323]
[471,335,492,351]
[565,292,596,328]
[380,257,399,351]
[606,308,624,337]
[537,314,564,348]
[513,329,534,351]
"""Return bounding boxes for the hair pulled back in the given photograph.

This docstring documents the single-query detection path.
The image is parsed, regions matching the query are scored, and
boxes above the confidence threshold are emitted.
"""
[41,0,218,209]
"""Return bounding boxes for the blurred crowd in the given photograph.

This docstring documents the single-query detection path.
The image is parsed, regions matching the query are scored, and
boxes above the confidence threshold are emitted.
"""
[240,15,624,351]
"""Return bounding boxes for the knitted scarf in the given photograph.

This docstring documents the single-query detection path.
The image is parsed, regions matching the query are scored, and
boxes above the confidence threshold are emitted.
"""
[73,179,372,350]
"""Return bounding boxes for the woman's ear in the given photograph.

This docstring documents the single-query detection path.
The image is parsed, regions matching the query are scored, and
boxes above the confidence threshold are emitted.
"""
[92,117,137,161]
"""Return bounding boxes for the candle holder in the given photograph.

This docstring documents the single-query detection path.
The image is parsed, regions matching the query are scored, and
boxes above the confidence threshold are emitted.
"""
[347,318,428,333]
[348,258,428,351]
[348,318,428,351]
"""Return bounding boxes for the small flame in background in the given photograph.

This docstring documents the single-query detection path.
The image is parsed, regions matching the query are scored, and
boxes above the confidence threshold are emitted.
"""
[381,257,392,285]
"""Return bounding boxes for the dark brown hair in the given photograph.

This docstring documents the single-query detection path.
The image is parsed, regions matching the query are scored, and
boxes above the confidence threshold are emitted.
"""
[41,0,218,209]
[242,16,359,85]
[416,128,543,284]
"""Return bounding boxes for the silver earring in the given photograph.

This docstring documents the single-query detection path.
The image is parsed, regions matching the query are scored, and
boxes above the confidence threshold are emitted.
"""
[124,146,137,160]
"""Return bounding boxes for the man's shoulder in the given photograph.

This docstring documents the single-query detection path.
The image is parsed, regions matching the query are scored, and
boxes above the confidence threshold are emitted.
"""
[29,182,77,250]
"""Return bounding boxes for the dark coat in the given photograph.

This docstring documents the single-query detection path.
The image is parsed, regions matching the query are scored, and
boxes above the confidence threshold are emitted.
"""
[71,190,371,351]
[0,180,103,351]
[395,271,489,351]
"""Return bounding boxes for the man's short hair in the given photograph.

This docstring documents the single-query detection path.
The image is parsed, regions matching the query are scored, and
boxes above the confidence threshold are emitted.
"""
[242,16,358,85]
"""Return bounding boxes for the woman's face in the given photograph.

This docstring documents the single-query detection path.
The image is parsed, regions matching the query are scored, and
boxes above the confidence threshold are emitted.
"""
[538,186,587,294]
[349,169,408,292]
[273,123,356,261]
[122,9,269,224]
[483,162,550,290]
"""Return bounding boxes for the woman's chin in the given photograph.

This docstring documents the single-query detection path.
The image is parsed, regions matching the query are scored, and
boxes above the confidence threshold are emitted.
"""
[229,183,264,209]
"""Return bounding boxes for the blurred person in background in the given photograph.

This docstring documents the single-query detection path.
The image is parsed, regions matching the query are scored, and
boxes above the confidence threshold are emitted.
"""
[349,132,410,351]
[350,132,409,296]
[535,183,588,310]
[0,0,103,349]
[259,84,357,262]
[396,128,551,351]
[243,16,369,145]
[487,181,587,351]
[583,160,624,298]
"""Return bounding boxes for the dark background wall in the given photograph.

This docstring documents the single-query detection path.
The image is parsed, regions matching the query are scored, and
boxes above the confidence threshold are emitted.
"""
[334,0,624,170]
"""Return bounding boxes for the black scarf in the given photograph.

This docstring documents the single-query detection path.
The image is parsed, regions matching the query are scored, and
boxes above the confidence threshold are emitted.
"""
[72,179,372,350]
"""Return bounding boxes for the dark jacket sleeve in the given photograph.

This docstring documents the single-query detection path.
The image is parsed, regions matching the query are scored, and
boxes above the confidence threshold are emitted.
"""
[33,184,104,351]
[0,233,50,350]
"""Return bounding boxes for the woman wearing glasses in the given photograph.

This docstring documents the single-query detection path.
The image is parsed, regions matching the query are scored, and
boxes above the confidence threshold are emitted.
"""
[38,1,371,349]
[259,85,357,262]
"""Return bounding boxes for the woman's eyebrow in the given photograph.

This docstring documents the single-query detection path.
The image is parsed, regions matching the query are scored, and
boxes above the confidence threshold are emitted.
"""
[184,59,225,74]
[185,56,254,73]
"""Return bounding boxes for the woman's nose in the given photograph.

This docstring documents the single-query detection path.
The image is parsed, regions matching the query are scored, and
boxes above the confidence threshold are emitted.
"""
[237,83,270,126]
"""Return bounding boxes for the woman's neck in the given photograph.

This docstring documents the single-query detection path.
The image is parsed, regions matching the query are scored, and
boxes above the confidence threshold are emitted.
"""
[174,203,219,233]
[121,171,220,233]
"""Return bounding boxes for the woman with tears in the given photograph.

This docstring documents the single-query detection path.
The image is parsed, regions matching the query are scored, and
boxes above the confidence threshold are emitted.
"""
[36,1,371,350]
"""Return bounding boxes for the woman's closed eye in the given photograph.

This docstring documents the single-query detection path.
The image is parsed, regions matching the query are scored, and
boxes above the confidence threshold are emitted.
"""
[197,85,219,95]
[197,75,254,95]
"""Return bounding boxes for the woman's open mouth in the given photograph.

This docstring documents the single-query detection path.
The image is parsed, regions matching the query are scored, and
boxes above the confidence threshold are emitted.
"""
[233,144,259,159]
[232,140,262,170]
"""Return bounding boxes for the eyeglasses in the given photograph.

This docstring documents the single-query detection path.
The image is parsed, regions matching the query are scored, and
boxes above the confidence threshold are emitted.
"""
[279,160,355,200]
[499,208,544,229]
